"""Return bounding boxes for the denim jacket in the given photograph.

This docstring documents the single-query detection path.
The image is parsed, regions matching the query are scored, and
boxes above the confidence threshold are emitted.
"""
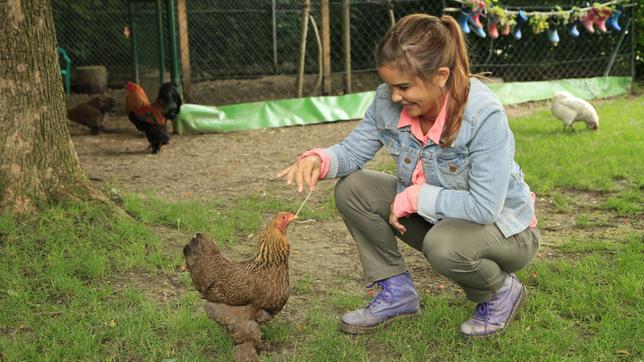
[323,78,535,238]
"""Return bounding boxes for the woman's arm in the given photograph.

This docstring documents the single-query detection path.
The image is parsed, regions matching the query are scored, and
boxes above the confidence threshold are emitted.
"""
[278,89,385,191]
[323,94,385,179]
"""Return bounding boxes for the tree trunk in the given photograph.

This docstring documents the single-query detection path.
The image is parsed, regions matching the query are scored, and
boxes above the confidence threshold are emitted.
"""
[0,0,106,213]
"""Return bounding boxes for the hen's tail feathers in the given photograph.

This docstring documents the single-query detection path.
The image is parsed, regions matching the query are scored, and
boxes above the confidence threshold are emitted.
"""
[157,82,183,120]
[127,113,170,153]
[184,233,220,257]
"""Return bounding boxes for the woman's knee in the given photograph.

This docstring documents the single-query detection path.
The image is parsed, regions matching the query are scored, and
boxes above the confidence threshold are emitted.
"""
[422,226,475,276]
[334,171,370,213]
[423,235,453,275]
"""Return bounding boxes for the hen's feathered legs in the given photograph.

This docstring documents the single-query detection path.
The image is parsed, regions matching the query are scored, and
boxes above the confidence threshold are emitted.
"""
[204,302,267,361]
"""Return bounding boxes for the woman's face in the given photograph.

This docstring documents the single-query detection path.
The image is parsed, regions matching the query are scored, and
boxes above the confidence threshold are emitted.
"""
[378,64,448,120]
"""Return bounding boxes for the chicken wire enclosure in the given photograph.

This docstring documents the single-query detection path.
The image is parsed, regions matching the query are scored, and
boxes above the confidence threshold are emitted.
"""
[186,0,281,79]
[53,0,636,91]
[181,0,637,82]
[127,0,181,87]
[53,0,179,90]
[53,1,133,86]
[129,1,170,84]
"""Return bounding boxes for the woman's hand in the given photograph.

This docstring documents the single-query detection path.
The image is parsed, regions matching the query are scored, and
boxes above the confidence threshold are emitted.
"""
[277,155,322,192]
[389,202,407,235]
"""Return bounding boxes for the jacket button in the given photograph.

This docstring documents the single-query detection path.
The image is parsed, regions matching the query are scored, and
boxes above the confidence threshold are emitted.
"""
[449,164,458,173]
[403,157,411,164]
[399,177,404,183]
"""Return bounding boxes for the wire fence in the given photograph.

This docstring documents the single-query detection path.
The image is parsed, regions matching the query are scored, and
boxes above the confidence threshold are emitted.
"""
[53,0,636,98]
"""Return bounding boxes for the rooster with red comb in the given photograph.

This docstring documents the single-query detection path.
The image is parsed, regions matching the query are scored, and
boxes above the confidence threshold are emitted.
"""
[125,82,182,153]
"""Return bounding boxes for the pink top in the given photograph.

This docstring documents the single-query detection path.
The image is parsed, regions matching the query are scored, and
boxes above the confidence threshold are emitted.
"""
[301,93,537,228]
[391,93,449,218]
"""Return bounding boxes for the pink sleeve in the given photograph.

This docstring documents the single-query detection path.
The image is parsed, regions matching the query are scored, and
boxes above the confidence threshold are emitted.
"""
[528,192,538,228]
[392,184,422,217]
[300,148,330,179]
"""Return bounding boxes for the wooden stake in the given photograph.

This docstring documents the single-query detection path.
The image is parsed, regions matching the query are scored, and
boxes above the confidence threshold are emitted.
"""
[320,0,331,95]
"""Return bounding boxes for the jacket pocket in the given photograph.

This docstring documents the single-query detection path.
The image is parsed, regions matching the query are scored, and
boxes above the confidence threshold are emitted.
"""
[380,131,401,157]
[436,153,470,190]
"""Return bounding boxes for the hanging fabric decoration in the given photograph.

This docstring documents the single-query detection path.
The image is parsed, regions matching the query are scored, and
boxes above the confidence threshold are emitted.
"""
[607,5,622,31]
[501,12,515,36]
[488,15,500,38]
[567,21,581,37]
[512,10,528,40]
[581,8,597,33]
[567,8,581,38]
[546,18,560,43]
[487,5,507,39]
[458,0,486,38]
[447,0,629,42]
[468,0,487,38]
[458,8,472,34]
[593,4,611,32]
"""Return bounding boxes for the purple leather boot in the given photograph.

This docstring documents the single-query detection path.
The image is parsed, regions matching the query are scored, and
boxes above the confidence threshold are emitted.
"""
[460,274,527,337]
[340,272,420,334]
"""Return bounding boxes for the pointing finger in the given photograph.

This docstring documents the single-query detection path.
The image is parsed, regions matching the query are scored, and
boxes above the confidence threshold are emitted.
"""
[277,166,290,178]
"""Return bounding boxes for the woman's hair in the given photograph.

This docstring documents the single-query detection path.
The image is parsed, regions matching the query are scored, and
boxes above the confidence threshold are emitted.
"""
[376,14,470,147]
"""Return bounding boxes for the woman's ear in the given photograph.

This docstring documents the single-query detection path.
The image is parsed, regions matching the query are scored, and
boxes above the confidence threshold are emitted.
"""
[434,67,451,87]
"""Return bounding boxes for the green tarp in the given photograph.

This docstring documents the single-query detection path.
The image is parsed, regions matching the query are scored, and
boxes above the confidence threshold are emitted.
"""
[173,76,632,135]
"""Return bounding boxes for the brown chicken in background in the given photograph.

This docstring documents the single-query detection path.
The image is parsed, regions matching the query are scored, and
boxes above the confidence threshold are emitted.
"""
[66,95,115,134]
[125,81,182,153]
[183,212,295,361]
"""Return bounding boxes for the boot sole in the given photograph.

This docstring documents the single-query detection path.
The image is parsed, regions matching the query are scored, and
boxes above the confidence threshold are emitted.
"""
[339,310,421,335]
[460,285,528,339]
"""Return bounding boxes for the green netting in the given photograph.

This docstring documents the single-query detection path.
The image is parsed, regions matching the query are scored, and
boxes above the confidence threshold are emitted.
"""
[174,76,632,135]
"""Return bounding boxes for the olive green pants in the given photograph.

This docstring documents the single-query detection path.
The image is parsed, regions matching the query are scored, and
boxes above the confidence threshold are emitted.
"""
[334,170,540,303]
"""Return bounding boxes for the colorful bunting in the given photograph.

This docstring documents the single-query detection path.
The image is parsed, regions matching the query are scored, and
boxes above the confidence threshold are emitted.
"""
[450,0,630,44]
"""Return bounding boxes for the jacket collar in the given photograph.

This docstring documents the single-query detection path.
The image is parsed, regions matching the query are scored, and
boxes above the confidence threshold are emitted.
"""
[397,92,449,145]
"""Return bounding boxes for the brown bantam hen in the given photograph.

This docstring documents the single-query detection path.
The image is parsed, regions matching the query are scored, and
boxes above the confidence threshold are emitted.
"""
[183,212,295,360]
[67,95,115,134]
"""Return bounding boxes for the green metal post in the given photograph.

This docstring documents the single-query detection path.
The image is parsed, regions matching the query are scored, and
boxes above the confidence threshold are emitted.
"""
[603,18,632,77]
[165,0,181,92]
[129,1,140,83]
[156,0,166,86]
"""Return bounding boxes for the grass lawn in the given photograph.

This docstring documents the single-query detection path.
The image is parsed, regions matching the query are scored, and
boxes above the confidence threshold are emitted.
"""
[1,95,642,361]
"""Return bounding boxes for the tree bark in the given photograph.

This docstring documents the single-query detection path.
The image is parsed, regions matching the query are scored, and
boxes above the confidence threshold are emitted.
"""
[0,0,106,213]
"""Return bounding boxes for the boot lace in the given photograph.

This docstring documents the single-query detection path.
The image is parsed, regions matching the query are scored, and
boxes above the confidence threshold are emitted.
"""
[367,280,392,308]
[473,302,491,322]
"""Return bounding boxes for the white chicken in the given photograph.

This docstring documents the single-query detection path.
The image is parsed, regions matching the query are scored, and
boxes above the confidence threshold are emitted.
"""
[550,91,599,132]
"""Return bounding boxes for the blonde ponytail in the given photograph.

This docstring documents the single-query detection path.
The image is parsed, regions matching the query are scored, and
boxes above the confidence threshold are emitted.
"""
[439,15,470,147]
